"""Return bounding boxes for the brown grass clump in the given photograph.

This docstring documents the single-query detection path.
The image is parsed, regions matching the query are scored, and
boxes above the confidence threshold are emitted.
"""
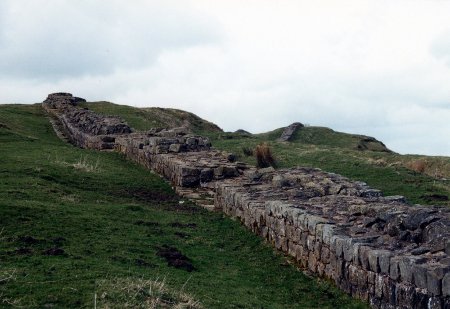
[255,143,276,168]
[407,159,427,173]
[96,277,202,309]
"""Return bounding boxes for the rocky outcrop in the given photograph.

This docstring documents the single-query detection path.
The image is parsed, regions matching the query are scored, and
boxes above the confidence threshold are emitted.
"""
[277,122,304,142]
[43,92,86,108]
[43,93,449,309]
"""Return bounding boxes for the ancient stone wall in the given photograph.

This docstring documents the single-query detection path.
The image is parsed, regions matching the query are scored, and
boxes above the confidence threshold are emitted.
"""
[215,168,450,309]
[43,93,450,309]
[277,122,304,142]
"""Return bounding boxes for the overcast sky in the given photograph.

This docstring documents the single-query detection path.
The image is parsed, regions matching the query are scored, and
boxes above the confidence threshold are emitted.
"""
[1,0,449,156]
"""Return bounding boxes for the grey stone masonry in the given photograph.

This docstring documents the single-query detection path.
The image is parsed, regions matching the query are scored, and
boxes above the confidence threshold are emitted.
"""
[43,93,450,309]
[277,122,304,142]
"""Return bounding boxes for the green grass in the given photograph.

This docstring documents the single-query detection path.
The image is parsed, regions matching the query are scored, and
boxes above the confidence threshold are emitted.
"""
[0,104,367,308]
[78,101,222,133]
[200,132,449,207]
[71,101,449,206]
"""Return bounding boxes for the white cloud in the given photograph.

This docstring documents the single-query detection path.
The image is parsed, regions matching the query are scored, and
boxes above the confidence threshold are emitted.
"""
[0,0,218,79]
[0,0,449,156]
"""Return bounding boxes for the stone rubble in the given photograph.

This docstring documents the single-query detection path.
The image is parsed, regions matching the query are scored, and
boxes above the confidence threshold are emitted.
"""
[43,93,450,309]
[277,122,304,142]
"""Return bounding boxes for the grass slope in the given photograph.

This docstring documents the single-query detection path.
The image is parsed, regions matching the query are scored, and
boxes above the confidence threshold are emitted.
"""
[0,104,366,308]
[79,101,223,133]
[206,130,449,207]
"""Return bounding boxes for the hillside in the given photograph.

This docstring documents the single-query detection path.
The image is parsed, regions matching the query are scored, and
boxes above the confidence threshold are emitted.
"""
[80,101,449,206]
[0,104,366,308]
[78,101,223,133]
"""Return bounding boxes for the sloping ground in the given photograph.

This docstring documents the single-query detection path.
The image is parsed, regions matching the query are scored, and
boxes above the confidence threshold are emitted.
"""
[257,125,391,152]
[69,101,449,206]
[210,137,449,206]
[202,133,449,207]
[0,104,366,308]
[78,101,223,133]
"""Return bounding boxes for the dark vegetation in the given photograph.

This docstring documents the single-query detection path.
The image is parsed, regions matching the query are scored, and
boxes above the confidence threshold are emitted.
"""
[0,103,366,308]
[255,143,277,168]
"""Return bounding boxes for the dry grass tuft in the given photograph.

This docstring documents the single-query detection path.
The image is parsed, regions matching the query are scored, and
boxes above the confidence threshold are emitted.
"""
[407,159,427,173]
[72,156,100,172]
[55,155,100,172]
[0,269,17,284]
[95,277,202,309]
[255,143,276,168]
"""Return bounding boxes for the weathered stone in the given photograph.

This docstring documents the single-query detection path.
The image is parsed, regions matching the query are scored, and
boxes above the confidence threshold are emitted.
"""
[272,175,291,187]
[277,122,304,142]
[427,265,449,296]
[200,169,213,183]
[399,256,426,284]
[443,272,450,297]
[169,143,183,153]
[389,257,401,281]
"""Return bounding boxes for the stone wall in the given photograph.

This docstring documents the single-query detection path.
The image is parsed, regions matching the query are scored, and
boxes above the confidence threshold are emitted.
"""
[215,168,450,309]
[277,122,304,142]
[43,93,450,309]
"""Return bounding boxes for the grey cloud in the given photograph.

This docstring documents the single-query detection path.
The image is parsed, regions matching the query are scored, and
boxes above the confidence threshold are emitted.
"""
[431,29,450,67]
[0,1,219,80]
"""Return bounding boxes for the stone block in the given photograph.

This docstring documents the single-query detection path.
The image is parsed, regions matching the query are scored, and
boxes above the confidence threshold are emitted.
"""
[427,297,444,309]
[321,246,330,264]
[306,215,328,234]
[413,264,428,290]
[427,265,449,296]
[349,265,359,285]
[343,239,356,262]
[200,168,213,183]
[321,224,335,245]
[169,143,183,153]
[389,256,401,281]
[367,249,392,274]
[335,236,350,259]
[399,256,426,284]
[288,242,298,258]
[375,274,384,298]
[307,235,315,251]
[317,262,325,277]
[443,272,450,297]
[308,251,318,272]
[314,241,322,258]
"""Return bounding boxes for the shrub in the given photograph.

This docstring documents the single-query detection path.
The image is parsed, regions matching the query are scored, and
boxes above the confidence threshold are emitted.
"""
[407,160,427,173]
[255,143,276,168]
[242,146,253,157]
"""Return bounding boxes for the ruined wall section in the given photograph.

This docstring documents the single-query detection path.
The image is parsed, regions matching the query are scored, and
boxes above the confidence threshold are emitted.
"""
[43,93,450,308]
[215,168,450,309]
[43,92,132,149]
[43,93,246,188]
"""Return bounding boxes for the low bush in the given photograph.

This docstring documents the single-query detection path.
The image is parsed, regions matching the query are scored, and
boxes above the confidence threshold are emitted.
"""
[242,146,253,157]
[255,143,276,168]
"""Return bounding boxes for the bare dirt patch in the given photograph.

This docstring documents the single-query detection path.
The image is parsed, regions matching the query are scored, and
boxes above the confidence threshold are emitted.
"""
[156,245,195,272]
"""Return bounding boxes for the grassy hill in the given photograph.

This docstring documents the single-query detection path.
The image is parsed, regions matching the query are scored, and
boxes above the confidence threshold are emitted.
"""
[0,104,367,308]
[78,101,223,133]
[77,101,448,207]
